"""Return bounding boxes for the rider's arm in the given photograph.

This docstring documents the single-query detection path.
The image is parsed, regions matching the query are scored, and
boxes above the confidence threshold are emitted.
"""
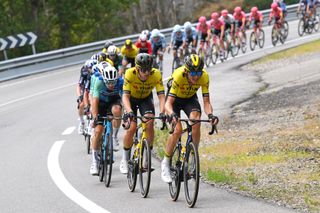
[165,96,175,115]
[92,97,99,120]
[220,24,225,40]
[201,72,212,116]
[122,74,133,113]
[203,96,213,116]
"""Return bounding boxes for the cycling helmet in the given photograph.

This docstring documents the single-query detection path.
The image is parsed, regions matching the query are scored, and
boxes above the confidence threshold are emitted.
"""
[85,59,98,69]
[125,39,132,46]
[91,53,99,61]
[234,6,242,13]
[102,66,118,84]
[271,3,278,9]
[221,9,228,17]
[142,29,149,36]
[211,12,219,20]
[184,54,204,72]
[173,24,183,33]
[135,53,153,70]
[184,21,192,31]
[107,45,118,56]
[199,16,207,23]
[251,7,258,13]
[151,29,160,38]
[139,33,147,42]
[104,40,113,49]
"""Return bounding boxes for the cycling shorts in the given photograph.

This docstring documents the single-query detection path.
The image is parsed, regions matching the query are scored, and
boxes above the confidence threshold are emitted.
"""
[130,94,155,121]
[200,33,208,42]
[213,29,222,37]
[173,40,183,50]
[152,44,163,56]
[172,95,201,117]
[97,96,122,125]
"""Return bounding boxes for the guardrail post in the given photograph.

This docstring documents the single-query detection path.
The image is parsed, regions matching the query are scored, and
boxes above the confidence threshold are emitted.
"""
[32,44,36,55]
[3,50,8,60]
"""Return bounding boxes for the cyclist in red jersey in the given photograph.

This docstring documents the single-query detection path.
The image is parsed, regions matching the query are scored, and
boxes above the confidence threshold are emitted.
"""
[135,34,152,54]
[268,2,284,27]
[248,7,264,33]
[233,6,246,31]
[196,16,211,49]
[210,12,225,58]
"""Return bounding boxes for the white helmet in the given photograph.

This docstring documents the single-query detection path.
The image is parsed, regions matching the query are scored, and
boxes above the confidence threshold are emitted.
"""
[139,33,147,42]
[184,21,192,31]
[151,29,160,38]
[102,66,118,84]
[141,29,149,35]
[85,59,98,69]
[90,53,99,61]
[107,45,118,56]
[173,24,183,33]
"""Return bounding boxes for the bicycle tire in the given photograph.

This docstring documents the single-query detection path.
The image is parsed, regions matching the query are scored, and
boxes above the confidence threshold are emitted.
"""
[232,38,240,56]
[169,145,182,201]
[85,134,91,154]
[104,133,113,187]
[314,15,320,32]
[271,26,278,46]
[127,145,138,192]
[258,29,265,48]
[172,57,180,73]
[139,138,151,198]
[298,19,305,36]
[99,150,105,182]
[183,142,199,208]
[205,46,212,67]
[283,21,289,40]
[241,32,247,53]
[211,44,218,65]
[223,41,229,60]
[249,31,256,51]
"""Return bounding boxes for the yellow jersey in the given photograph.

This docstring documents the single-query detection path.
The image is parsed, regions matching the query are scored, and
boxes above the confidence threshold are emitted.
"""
[120,45,139,58]
[123,67,165,99]
[168,66,209,99]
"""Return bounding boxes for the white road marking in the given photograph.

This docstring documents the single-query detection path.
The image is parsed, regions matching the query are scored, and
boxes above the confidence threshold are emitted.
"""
[47,140,111,213]
[62,127,76,135]
[0,82,75,108]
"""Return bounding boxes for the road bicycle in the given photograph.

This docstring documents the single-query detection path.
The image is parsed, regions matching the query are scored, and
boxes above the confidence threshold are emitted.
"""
[98,114,122,187]
[271,20,288,46]
[297,12,320,36]
[152,51,163,75]
[168,118,217,207]
[83,112,93,155]
[211,34,226,64]
[170,46,184,73]
[123,115,166,198]
[224,29,238,59]
[249,28,265,51]
[234,27,247,54]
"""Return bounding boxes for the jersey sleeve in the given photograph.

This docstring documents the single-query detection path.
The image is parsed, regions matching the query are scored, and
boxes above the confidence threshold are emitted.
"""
[123,71,132,94]
[168,70,180,97]
[93,78,102,98]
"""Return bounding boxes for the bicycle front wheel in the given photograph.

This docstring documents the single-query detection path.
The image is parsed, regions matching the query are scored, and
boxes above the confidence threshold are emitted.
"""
[172,57,180,73]
[169,145,182,201]
[127,145,138,192]
[249,32,256,51]
[314,15,320,32]
[211,44,218,65]
[241,32,247,53]
[183,142,200,208]
[298,19,305,36]
[104,134,113,187]
[258,29,265,48]
[85,134,91,155]
[139,139,151,198]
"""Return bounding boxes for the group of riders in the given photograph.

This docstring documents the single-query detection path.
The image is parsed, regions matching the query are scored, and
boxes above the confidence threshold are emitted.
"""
[76,0,319,186]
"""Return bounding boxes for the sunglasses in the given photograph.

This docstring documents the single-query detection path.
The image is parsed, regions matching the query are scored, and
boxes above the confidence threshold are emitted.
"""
[138,67,151,73]
[189,71,203,77]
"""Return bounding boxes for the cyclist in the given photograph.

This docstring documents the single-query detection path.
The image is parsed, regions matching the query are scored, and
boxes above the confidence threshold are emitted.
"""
[121,39,139,73]
[150,29,166,71]
[102,40,114,53]
[210,12,225,59]
[135,33,152,54]
[119,53,166,174]
[161,54,219,183]
[105,45,123,75]
[196,16,211,55]
[183,21,198,54]
[77,59,96,134]
[248,7,264,35]
[220,9,236,44]
[268,2,284,29]
[141,29,151,40]
[90,63,123,175]
[170,24,186,60]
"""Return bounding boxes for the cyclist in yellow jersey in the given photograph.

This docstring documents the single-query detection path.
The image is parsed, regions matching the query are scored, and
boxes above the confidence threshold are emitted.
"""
[120,53,166,174]
[161,54,219,183]
[121,39,139,73]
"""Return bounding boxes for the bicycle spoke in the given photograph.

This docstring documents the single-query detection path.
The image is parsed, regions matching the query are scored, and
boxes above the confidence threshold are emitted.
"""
[139,139,151,198]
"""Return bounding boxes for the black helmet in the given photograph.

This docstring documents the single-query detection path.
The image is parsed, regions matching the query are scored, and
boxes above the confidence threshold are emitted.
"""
[184,54,204,72]
[104,40,113,49]
[98,52,107,62]
[135,53,153,70]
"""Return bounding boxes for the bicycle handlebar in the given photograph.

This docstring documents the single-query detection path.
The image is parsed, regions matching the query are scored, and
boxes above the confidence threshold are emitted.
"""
[122,115,167,130]
[168,118,218,135]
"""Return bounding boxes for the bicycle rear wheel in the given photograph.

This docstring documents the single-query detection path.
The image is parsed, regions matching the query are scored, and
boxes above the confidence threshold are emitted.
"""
[184,142,199,208]
[139,139,151,198]
[258,29,265,48]
[127,145,138,192]
[104,134,113,187]
[249,32,256,51]
[169,145,182,201]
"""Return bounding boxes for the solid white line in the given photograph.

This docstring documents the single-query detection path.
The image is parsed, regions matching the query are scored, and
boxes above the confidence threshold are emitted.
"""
[0,82,75,108]
[62,127,76,135]
[47,140,111,213]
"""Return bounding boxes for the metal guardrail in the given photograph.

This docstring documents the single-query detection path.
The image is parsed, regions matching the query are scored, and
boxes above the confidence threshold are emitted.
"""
[0,4,299,72]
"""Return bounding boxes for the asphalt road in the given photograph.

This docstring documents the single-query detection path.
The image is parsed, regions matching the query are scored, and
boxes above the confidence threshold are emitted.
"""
[0,20,319,213]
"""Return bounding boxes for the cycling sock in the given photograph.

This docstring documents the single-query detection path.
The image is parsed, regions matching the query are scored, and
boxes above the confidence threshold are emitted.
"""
[123,149,130,161]
[92,150,98,164]
[113,128,119,138]
[79,116,84,124]
[163,156,170,166]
